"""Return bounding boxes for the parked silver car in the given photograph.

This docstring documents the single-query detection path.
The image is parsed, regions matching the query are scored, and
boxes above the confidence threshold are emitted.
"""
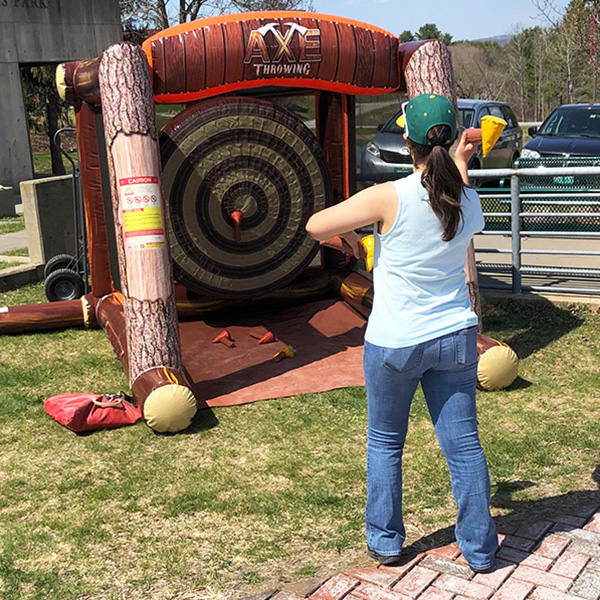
[359,99,523,182]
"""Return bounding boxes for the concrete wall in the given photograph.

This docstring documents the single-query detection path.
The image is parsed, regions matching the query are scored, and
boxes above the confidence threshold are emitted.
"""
[20,174,76,265]
[0,0,121,191]
[0,186,15,217]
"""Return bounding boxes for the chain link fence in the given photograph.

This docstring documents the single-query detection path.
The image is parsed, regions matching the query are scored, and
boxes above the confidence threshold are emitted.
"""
[474,158,600,295]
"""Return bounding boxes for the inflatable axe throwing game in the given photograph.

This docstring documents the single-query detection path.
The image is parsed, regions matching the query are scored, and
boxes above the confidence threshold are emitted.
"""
[0,12,517,433]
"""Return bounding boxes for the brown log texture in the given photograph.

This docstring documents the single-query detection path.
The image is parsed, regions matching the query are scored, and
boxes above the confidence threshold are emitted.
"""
[0,295,97,335]
[76,102,114,297]
[56,57,102,105]
[96,292,129,368]
[96,292,191,415]
[403,39,482,326]
[98,42,183,384]
[143,12,402,102]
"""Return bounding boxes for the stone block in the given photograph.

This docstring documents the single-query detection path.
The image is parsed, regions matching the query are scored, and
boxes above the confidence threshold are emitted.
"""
[0,186,15,217]
[19,175,76,265]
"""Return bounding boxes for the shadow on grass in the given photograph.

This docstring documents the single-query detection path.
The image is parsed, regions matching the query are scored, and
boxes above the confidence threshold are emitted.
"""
[404,464,600,555]
[481,296,584,360]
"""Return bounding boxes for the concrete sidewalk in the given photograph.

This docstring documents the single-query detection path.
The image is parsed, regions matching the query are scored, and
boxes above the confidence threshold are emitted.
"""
[244,504,600,600]
[0,229,43,291]
[0,229,27,253]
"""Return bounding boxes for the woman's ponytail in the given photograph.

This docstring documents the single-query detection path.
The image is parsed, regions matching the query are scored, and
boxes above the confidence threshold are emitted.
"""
[406,125,465,242]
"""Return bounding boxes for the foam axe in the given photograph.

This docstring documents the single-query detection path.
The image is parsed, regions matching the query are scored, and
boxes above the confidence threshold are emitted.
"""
[319,235,375,272]
[462,115,507,157]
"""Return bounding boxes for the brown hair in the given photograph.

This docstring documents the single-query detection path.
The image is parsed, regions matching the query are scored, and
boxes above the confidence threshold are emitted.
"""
[406,125,464,242]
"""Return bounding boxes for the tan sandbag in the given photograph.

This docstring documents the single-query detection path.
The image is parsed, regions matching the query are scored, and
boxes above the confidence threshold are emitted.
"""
[477,344,519,391]
[143,384,197,433]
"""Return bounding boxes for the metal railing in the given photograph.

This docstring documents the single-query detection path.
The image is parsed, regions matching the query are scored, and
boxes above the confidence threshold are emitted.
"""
[472,166,600,295]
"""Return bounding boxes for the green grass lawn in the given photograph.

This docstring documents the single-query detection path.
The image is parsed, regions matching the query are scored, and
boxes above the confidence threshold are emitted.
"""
[2,248,28,257]
[32,152,78,177]
[0,284,599,599]
[0,261,21,270]
[0,217,25,235]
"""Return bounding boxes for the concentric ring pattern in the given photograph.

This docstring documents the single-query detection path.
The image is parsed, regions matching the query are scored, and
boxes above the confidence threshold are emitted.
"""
[160,97,332,298]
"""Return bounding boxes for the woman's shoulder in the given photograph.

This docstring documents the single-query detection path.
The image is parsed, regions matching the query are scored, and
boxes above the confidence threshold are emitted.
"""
[461,185,481,204]
[390,171,421,194]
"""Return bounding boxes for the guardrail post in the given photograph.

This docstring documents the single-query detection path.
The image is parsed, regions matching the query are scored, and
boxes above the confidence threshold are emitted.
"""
[510,174,521,294]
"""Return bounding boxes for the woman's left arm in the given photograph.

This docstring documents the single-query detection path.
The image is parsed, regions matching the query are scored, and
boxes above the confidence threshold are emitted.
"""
[306,182,398,253]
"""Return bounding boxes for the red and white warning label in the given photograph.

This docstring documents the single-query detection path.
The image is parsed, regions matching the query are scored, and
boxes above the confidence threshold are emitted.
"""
[118,176,166,250]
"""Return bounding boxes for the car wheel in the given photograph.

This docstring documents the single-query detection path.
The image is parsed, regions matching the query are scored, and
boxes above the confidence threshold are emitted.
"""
[44,268,84,302]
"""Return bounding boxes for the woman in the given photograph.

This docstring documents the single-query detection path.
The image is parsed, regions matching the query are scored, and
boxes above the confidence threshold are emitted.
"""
[306,93,498,572]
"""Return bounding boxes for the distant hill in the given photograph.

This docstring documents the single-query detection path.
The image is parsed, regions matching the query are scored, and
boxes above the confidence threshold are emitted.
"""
[472,34,513,45]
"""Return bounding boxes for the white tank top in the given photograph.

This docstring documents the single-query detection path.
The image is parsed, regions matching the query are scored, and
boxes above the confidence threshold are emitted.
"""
[364,172,484,348]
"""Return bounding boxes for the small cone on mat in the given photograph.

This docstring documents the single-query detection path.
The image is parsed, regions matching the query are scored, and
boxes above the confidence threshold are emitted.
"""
[250,330,277,344]
[272,345,295,362]
[212,329,235,347]
[257,331,276,344]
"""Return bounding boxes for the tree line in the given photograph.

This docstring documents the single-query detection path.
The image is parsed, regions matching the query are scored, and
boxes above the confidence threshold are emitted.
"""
[450,0,600,122]
[27,0,597,175]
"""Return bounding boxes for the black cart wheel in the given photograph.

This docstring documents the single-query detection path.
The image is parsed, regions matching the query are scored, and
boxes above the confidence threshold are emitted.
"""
[44,254,78,279]
[44,268,84,302]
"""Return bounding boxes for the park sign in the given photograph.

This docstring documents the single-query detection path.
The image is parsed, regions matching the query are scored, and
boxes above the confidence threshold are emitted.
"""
[0,0,121,190]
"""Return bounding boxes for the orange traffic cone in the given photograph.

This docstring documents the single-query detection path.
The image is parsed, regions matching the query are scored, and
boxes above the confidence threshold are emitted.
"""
[212,329,235,348]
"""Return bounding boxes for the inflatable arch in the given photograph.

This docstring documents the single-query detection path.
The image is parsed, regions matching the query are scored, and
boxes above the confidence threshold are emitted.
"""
[0,12,517,432]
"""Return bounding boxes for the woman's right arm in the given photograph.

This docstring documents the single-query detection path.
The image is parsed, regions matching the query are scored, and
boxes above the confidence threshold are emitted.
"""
[454,132,478,185]
[306,182,399,256]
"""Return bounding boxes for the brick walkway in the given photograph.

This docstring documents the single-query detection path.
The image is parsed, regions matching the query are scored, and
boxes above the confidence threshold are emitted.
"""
[241,504,600,600]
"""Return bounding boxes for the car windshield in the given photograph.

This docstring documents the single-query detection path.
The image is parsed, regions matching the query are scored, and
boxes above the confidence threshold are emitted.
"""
[381,110,405,134]
[458,108,475,129]
[539,106,600,138]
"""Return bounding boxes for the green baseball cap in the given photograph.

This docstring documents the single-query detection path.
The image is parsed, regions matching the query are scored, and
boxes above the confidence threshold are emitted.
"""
[397,93,457,146]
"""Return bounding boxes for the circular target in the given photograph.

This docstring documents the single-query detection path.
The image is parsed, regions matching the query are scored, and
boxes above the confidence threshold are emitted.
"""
[160,97,333,299]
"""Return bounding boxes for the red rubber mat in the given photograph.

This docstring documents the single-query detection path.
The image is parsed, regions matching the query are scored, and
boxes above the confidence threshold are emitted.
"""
[180,299,366,407]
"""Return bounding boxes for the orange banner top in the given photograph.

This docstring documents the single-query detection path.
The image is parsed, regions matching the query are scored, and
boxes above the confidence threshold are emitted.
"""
[142,11,404,103]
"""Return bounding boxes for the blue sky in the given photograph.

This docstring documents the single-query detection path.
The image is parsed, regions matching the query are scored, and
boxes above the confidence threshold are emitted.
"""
[311,0,572,41]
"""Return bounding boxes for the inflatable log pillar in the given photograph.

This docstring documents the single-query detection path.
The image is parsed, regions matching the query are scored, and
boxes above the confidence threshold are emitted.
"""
[401,39,482,325]
[97,43,197,433]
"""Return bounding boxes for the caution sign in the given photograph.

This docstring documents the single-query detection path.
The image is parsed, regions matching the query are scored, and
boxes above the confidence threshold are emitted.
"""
[118,176,166,250]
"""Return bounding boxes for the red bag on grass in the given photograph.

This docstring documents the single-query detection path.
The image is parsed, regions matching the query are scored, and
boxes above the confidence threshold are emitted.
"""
[44,393,142,433]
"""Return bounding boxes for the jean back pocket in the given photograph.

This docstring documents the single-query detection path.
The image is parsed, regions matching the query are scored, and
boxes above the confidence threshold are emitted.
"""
[454,326,478,366]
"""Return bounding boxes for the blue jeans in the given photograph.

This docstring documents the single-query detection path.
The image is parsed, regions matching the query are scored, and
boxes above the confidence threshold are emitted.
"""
[363,326,498,570]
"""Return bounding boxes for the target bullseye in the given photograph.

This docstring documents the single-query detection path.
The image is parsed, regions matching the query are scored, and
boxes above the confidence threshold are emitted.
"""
[160,97,332,298]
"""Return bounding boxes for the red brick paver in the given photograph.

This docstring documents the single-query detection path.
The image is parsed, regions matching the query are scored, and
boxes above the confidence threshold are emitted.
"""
[530,587,588,600]
[309,574,360,600]
[550,550,590,579]
[416,587,453,600]
[272,505,600,600]
[534,534,571,560]
[391,566,438,597]
[350,567,400,589]
[351,582,411,600]
[492,578,535,600]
